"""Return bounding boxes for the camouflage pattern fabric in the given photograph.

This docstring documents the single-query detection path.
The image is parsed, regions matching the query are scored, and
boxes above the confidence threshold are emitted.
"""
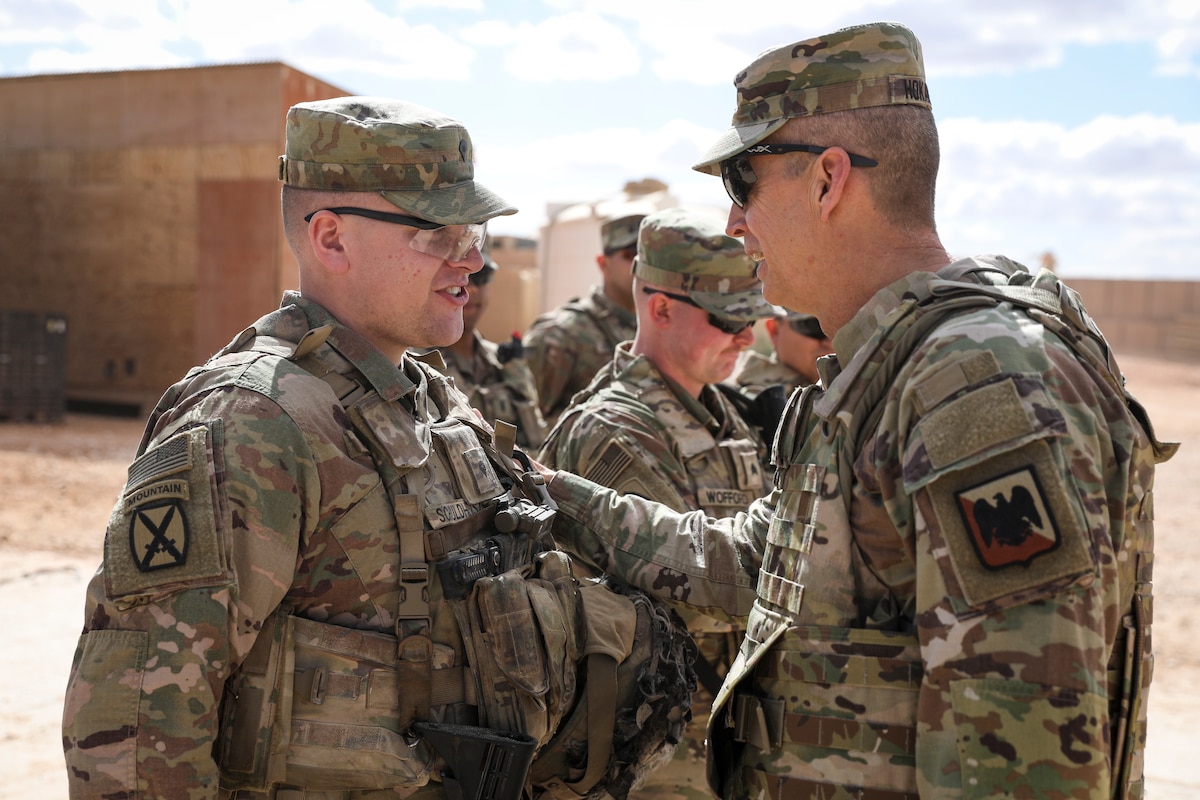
[545,257,1175,798]
[694,21,931,174]
[726,349,809,400]
[61,292,573,799]
[600,214,643,253]
[634,207,773,322]
[279,96,516,225]
[431,330,549,449]
[540,343,769,800]
[523,285,637,426]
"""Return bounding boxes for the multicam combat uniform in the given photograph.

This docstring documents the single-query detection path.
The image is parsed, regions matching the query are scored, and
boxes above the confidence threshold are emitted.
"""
[522,286,636,425]
[541,342,769,800]
[61,293,692,800]
[727,349,807,400]
[433,330,549,449]
[547,258,1176,798]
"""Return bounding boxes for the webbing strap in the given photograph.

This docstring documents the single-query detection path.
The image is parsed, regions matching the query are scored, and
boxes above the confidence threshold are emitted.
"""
[732,694,916,756]
[565,653,618,795]
[742,766,919,800]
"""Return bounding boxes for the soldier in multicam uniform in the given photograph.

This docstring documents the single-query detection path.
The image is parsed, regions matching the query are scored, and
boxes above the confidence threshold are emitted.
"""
[728,309,831,398]
[61,97,694,800]
[523,213,642,426]
[724,309,834,445]
[536,22,1178,799]
[424,247,549,450]
[540,207,774,800]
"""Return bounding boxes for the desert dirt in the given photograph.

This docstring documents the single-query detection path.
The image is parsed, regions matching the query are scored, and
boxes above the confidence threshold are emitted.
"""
[2,354,1198,799]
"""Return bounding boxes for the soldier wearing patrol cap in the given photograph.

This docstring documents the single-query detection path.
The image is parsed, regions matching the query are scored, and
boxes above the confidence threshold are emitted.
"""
[725,308,834,445]
[540,206,772,800]
[536,22,1177,799]
[523,212,643,426]
[62,97,695,800]
[425,245,550,450]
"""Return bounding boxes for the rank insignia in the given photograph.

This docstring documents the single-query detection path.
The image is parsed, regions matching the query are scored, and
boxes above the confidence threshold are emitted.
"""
[129,499,190,571]
[956,466,1059,570]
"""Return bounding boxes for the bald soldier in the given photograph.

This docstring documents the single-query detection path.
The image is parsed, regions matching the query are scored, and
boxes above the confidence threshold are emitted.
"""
[61,97,693,800]
[536,22,1177,799]
[523,213,642,425]
[540,207,773,799]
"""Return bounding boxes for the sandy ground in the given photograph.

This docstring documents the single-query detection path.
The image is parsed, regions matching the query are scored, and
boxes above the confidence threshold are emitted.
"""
[2,354,1197,798]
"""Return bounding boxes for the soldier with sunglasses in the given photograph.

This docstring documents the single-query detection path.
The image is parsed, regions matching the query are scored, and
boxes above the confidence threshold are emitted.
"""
[539,206,773,800]
[536,22,1176,799]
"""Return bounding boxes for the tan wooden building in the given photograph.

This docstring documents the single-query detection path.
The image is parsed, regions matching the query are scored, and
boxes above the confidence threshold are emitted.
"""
[0,62,346,414]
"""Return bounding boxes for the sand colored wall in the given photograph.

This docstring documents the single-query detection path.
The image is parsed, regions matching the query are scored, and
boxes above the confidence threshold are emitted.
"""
[0,63,345,412]
[1067,279,1200,361]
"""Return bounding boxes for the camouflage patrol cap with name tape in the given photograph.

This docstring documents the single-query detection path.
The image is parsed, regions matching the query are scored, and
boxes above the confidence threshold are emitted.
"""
[693,21,931,175]
[601,214,645,254]
[279,96,517,225]
[634,207,773,321]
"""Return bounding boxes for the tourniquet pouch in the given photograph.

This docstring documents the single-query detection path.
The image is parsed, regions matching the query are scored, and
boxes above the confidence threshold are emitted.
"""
[217,610,434,792]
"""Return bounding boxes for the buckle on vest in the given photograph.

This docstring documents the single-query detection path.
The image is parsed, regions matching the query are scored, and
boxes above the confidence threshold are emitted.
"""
[732,693,783,752]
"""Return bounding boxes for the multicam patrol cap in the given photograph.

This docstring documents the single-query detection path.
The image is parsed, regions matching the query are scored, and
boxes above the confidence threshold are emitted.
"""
[693,22,931,175]
[634,207,773,322]
[601,214,645,254]
[279,96,517,225]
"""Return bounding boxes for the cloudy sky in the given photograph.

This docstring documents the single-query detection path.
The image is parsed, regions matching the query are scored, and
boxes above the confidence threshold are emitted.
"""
[2,0,1198,278]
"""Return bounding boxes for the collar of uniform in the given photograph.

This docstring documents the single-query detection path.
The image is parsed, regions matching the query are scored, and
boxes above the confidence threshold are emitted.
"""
[588,284,637,328]
[279,291,414,403]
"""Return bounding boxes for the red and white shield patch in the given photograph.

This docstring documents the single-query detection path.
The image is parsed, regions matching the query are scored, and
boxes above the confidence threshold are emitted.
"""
[955,466,1059,570]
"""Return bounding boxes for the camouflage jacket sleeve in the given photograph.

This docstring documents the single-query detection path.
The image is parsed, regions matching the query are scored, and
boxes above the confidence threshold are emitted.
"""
[548,471,766,622]
[62,374,329,799]
[540,393,694,513]
[856,300,1162,796]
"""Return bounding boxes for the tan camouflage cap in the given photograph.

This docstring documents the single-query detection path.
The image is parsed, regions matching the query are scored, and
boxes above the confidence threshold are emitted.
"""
[600,214,645,254]
[279,96,517,225]
[634,207,772,321]
[693,22,930,175]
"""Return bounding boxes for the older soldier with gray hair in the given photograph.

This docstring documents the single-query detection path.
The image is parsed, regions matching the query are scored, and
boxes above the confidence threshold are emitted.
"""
[537,22,1177,799]
[61,97,694,800]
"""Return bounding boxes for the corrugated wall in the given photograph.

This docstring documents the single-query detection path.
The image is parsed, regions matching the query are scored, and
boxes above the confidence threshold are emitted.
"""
[1068,278,1200,361]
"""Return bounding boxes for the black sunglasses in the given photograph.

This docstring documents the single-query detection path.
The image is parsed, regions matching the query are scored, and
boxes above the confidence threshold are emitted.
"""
[302,206,442,229]
[720,143,879,208]
[642,287,754,335]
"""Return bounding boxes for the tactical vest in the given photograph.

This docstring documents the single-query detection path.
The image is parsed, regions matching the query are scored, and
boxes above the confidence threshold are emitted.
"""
[462,347,549,450]
[207,324,694,800]
[709,262,1175,800]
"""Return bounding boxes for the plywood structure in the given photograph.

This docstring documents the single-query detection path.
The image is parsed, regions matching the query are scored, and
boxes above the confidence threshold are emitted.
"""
[0,63,346,413]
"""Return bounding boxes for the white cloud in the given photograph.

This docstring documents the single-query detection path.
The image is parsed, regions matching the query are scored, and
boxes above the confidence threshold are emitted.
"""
[937,114,1200,276]
[500,11,639,82]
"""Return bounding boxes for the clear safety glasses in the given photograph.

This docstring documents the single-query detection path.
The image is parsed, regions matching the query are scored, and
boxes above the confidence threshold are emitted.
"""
[304,207,487,262]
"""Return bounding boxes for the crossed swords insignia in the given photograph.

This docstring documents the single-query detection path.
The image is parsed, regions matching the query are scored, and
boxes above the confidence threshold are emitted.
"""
[130,502,188,571]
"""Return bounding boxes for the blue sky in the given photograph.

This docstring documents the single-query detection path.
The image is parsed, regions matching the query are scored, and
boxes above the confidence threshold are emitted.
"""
[1,0,1198,278]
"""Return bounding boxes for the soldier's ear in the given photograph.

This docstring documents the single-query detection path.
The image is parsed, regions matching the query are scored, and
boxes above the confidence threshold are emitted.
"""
[645,291,673,328]
[307,211,351,275]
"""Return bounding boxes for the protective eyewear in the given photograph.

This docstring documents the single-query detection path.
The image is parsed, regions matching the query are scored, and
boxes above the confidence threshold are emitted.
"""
[720,143,879,208]
[642,287,755,335]
[304,206,487,262]
[468,266,494,286]
[788,316,828,340]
